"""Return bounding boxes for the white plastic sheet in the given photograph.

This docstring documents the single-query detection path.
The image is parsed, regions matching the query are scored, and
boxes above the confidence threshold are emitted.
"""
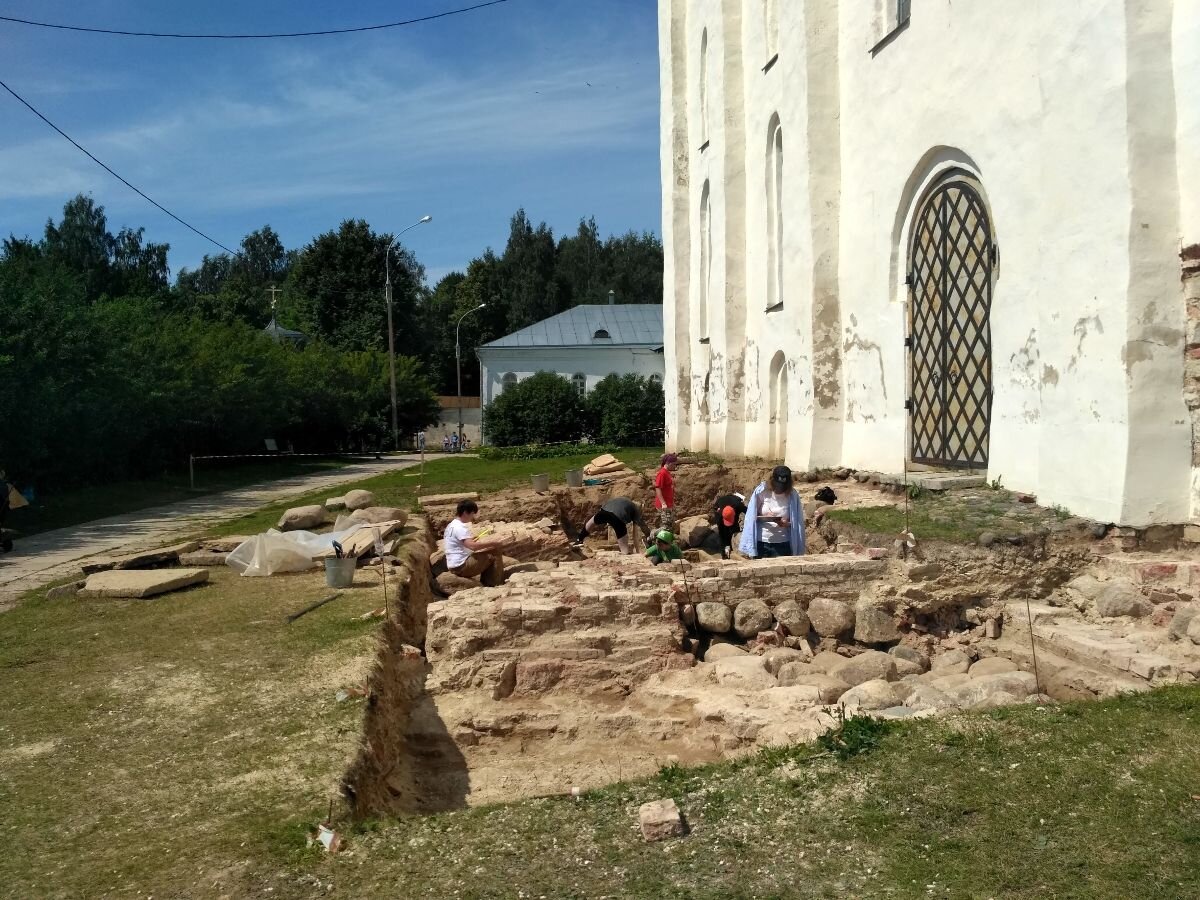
[226,523,371,577]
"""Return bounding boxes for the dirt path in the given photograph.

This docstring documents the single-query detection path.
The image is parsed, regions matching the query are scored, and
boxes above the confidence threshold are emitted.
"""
[0,455,426,610]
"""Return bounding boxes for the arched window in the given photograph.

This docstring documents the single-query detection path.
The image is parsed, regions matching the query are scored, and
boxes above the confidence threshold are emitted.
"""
[649,373,663,386]
[699,29,709,145]
[592,328,611,341]
[766,115,784,310]
[501,372,517,393]
[763,0,779,60]
[572,373,587,396]
[699,180,711,338]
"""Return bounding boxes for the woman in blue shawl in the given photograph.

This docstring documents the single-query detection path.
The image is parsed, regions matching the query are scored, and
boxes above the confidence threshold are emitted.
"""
[738,465,806,559]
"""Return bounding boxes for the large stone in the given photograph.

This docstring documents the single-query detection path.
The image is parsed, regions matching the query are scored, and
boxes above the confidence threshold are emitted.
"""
[81,568,208,599]
[178,550,230,567]
[839,678,900,711]
[704,643,748,662]
[891,657,925,678]
[773,599,810,637]
[969,657,1018,677]
[777,666,850,702]
[733,599,774,639]
[639,799,686,842]
[809,650,846,673]
[45,581,84,601]
[712,655,776,690]
[1188,617,1200,646]
[201,536,251,553]
[941,671,1037,710]
[81,540,203,574]
[1094,581,1153,618]
[344,489,376,511]
[762,647,807,676]
[1168,604,1198,641]
[931,649,972,674]
[807,598,855,637]
[830,650,898,686]
[696,602,733,634]
[435,572,481,596]
[854,603,901,644]
[278,505,329,532]
[677,516,714,549]
[345,506,410,527]
[1064,574,1105,601]
[902,684,959,712]
[890,645,930,671]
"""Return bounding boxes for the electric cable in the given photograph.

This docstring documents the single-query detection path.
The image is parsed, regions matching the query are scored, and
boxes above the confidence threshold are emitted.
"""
[0,1,511,40]
[0,76,236,255]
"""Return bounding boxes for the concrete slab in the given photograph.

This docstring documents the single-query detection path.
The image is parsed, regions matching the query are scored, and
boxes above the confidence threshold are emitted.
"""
[418,491,479,508]
[878,473,987,491]
[81,568,209,599]
[80,541,202,575]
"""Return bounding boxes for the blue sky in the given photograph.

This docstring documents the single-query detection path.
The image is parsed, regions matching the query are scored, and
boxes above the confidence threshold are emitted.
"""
[0,0,661,284]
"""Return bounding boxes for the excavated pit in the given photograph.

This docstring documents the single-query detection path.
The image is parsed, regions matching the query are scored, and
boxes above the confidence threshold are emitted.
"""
[343,465,1200,817]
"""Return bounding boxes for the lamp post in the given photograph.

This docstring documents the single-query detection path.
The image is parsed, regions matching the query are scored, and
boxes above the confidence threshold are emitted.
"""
[385,215,433,451]
[455,303,487,449]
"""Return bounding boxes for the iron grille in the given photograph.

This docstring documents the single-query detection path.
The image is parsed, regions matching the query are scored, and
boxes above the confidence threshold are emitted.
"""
[908,178,993,469]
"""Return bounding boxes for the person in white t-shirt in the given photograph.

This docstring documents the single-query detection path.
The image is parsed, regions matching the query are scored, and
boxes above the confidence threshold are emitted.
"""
[444,499,508,586]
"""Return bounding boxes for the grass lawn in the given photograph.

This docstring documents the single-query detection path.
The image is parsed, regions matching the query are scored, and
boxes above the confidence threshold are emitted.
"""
[9,458,353,538]
[207,447,666,538]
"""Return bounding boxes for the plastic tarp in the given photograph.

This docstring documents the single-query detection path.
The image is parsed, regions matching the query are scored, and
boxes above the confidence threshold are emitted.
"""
[226,519,372,577]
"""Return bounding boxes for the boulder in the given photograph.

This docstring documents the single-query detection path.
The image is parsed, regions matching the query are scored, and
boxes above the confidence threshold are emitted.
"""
[677,516,714,549]
[809,650,846,673]
[969,657,1018,677]
[1188,617,1200,646]
[931,648,972,675]
[712,655,776,690]
[704,643,748,662]
[345,506,410,527]
[325,496,347,511]
[1094,581,1153,618]
[891,657,925,678]
[45,581,84,601]
[854,603,901,644]
[902,684,959,712]
[1064,574,1105,601]
[696,601,733,634]
[762,647,807,676]
[733,599,775,639]
[773,599,810,637]
[807,598,855,638]
[178,550,230,567]
[435,572,481,597]
[830,650,898,686]
[942,671,1037,710]
[777,666,850,702]
[344,489,375,511]
[429,549,448,577]
[278,505,329,532]
[639,799,686,842]
[81,568,208,599]
[1169,604,1198,641]
[839,678,900,711]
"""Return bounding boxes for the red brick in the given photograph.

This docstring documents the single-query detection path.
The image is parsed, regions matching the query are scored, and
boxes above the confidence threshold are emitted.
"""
[1188,347,1200,359]
[1139,563,1178,581]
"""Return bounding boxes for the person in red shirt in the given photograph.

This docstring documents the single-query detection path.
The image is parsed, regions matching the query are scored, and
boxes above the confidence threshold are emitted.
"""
[654,453,678,531]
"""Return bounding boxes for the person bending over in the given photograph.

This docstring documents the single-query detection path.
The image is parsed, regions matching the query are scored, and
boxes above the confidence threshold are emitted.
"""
[645,529,683,566]
[444,499,509,586]
[713,491,747,560]
[574,497,651,554]
[738,466,806,559]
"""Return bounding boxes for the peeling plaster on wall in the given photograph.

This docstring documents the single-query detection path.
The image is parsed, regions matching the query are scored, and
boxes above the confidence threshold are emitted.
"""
[1041,364,1060,386]
[842,328,888,402]
[1122,338,1170,371]
[1009,328,1039,423]
[709,351,728,421]
[744,340,762,420]
[1068,315,1104,373]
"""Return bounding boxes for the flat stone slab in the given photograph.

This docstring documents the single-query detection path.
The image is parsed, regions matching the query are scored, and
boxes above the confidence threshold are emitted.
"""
[81,568,209,599]
[81,541,202,575]
[201,536,251,553]
[418,491,479,508]
[878,473,987,491]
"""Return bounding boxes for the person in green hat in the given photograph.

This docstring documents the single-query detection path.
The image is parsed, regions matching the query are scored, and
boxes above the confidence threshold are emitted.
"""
[645,529,683,566]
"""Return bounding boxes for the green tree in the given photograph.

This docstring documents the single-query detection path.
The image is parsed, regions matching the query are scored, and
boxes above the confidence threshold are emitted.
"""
[499,209,560,333]
[175,226,295,327]
[482,372,585,446]
[586,373,665,446]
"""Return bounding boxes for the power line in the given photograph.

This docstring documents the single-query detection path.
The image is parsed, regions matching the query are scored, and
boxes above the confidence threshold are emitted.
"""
[0,77,236,255]
[0,1,512,40]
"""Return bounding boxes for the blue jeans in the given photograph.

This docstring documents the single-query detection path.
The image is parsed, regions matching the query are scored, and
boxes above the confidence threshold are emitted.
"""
[758,540,792,558]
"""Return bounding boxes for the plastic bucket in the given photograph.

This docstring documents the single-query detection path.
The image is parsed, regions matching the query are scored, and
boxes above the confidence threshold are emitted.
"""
[564,468,584,488]
[531,473,550,492]
[324,557,356,589]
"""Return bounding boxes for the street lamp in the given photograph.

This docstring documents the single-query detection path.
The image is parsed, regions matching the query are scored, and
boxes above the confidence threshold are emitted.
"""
[456,303,487,449]
[385,215,433,451]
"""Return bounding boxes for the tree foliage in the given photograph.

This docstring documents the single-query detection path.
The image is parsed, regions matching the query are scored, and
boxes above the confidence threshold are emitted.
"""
[482,372,586,447]
[586,374,665,446]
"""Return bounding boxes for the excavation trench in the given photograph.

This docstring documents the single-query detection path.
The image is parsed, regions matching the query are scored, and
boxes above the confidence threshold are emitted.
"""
[342,466,1200,817]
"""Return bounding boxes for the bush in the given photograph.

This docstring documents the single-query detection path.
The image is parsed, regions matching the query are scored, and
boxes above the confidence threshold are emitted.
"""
[483,372,586,446]
[476,442,617,461]
[586,374,665,446]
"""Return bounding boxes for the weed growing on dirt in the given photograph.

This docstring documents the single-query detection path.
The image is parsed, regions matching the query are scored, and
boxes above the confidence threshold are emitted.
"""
[817,707,896,760]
